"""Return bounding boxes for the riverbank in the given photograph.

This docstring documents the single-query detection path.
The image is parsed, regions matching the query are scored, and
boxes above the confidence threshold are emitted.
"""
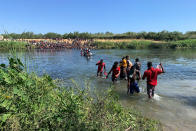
[1,39,196,50]
[92,39,196,49]
[0,57,162,130]
[0,39,94,50]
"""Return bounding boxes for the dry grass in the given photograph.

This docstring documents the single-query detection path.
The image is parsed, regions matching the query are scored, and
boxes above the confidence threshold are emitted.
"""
[11,38,165,44]
[94,39,166,43]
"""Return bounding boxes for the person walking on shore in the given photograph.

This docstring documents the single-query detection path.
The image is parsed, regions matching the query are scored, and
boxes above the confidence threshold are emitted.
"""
[142,62,165,99]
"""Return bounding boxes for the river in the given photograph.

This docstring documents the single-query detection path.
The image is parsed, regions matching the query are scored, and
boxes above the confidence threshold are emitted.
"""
[0,49,196,131]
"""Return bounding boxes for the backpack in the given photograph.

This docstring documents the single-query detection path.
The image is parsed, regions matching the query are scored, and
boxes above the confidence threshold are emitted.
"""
[133,62,140,71]
[127,60,131,67]
[128,66,135,78]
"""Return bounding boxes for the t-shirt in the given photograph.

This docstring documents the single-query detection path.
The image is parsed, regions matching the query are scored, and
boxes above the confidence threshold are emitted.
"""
[127,60,132,67]
[97,62,105,71]
[133,62,141,70]
[143,67,162,86]
[127,66,135,78]
[112,67,120,76]
[122,59,127,68]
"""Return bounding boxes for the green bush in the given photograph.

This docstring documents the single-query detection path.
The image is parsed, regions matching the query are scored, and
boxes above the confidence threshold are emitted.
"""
[0,57,162,130]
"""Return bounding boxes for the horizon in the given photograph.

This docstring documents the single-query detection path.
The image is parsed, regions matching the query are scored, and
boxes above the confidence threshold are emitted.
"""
[1,0,196,34]
[0,30,195,35]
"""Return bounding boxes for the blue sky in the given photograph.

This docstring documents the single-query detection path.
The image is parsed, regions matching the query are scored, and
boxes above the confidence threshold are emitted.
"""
[0,0,196,34]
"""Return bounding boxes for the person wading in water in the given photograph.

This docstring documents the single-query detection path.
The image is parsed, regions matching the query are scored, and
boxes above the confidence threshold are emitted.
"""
[126,55,133,78]
[127,69,140,95]
[120,57,128,80]
[96,59,106,77]
[142,61,165,99]
[133,58,141,83]
[107,61,120,83]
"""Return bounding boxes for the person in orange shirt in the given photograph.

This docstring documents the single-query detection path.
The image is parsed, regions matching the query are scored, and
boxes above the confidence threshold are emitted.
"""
[120,57,128,80]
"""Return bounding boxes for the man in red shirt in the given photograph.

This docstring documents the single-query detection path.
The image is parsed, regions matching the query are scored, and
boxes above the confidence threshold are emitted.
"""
[142,61,165,98]
[96,59,106,76]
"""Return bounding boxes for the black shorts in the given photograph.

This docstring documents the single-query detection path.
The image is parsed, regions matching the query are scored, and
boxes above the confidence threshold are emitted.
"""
[112,76,117,82]
[147,84,155,96]
[97,70,103,74]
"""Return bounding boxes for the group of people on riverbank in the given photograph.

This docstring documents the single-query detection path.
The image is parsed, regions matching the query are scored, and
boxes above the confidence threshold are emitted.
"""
[25,39,94,50]
[96,57,164,98]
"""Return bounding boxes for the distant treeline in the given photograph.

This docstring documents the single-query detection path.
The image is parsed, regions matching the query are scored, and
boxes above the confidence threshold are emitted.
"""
[2,31,196,41]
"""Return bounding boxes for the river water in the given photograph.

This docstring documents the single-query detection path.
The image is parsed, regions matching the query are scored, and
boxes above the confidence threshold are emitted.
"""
[0,49,196,131]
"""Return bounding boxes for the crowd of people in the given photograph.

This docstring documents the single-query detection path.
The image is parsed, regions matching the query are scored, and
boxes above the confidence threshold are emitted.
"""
[25,39,94,50]
[96,57,165,99]
[80,48,93,57]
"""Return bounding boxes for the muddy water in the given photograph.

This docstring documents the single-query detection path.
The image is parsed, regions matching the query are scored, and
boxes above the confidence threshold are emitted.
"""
[0,49,196,131]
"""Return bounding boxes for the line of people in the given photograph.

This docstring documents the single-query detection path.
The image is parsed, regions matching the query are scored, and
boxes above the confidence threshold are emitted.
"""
[96,57,165,99]
[80,48,92,57]
[25,39,95,50]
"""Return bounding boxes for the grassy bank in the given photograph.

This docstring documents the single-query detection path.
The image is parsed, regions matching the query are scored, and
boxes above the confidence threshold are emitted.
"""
[169,39,196,48]
[92,39,196,49]
[0,41,27,50]
[1,39,196,50]
[92,39,164,49]
[0,57,162,130]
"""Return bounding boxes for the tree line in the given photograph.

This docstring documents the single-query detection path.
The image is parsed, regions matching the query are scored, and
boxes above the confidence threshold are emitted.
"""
[1,31,196,41]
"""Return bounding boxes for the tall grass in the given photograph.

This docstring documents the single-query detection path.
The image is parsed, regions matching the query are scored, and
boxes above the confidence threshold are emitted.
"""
[93,40,165,49]
[0,57,162,130]
[0,41,27,50]
[1,39,196,50]
[169,39,196,48]
[92,39,196,49]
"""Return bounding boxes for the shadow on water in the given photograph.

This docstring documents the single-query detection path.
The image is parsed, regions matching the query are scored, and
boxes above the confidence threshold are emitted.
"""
[175,95,196,108]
